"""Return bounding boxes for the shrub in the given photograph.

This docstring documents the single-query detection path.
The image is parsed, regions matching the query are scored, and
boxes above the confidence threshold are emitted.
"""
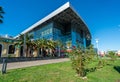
[107,51,117,62]
[68,45,96,77]
[8,54,12,58]
[69,47,86,77]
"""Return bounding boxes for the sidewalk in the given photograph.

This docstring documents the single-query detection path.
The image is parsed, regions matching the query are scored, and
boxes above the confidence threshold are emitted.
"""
[0,58,69,70]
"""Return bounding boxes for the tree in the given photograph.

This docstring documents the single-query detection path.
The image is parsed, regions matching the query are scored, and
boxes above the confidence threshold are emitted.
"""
[107,51,117,62]
[47,40,56,49]
[35,38,47,57]
[0,6,4,23]
[46,40,57,57]
[69,45,86,77]
[66,41,71,49]
[85,45,96,63]
[68,44,97,77]
[34,39,57,57]
[55,40,64,57]
[15,34,33,57]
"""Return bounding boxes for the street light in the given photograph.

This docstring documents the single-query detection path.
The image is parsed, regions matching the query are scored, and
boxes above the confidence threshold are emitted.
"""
[95,38,99,55]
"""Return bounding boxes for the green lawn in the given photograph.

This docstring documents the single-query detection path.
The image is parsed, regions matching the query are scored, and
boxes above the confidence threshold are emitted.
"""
[0,60,120,82]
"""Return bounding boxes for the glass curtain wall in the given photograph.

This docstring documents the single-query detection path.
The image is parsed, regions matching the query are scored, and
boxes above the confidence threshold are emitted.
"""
[34,22,53,40]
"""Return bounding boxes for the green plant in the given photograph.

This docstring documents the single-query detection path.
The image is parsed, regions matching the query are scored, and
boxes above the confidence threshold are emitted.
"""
[108,51,117,62]
[7,54,13,58]
[69,47,86,77]
[0,61,120,82]
[97,58,107,69]
[68,45,96,77]
[0,6,4,23]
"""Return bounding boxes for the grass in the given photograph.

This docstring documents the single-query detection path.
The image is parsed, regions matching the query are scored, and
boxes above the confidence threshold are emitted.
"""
[0,60,120,82]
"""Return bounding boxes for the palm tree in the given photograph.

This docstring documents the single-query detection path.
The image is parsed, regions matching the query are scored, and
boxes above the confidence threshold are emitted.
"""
[55,40,64,57]
[25,34,34,57]
[15,34,33,57]
[15,35,58,57]
[46,40,57,57]
[35,38,48,57]
[34,39,57,57]
[0,6,4,23]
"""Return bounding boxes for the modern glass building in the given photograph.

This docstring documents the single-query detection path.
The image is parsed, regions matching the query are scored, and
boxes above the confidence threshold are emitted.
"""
[16,2,91,49]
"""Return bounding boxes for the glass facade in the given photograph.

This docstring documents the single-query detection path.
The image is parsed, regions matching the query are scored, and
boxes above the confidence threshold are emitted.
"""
[71,23,89,48]
[34,23,53,40]
[53,22,72,48]
[29,21,89,48]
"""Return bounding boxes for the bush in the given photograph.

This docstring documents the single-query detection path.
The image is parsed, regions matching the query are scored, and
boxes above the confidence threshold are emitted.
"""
[107,51,117,62]
[7,54,14,58]
[68,45,96,77]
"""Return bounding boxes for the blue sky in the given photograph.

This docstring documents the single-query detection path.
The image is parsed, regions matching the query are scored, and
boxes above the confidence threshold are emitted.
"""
[0,0,120,51]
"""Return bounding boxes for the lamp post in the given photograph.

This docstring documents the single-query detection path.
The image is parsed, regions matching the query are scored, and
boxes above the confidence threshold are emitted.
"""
[95,39,99,55]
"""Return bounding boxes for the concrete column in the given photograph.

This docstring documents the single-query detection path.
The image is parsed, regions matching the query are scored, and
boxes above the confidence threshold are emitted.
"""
[15,48,20,57]
[33,49,38,57]
[2,43,8,57]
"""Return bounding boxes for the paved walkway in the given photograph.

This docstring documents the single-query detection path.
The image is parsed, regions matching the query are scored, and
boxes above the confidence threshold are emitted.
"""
[0,58,69,70]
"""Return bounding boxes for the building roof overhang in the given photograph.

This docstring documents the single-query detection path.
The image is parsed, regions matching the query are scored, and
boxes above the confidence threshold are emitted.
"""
[15,2,91,39]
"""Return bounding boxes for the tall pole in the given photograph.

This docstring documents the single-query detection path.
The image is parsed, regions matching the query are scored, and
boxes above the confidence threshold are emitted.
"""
[23,34,26,57]
[95,39,99,55]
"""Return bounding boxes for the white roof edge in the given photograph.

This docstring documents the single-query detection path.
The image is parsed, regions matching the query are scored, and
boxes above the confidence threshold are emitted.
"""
[14,2,70,38]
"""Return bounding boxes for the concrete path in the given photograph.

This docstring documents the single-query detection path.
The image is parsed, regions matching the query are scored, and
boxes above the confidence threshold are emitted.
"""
[0,58,69,70]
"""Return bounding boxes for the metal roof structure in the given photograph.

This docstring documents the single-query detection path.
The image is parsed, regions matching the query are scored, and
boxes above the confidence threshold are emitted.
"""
[15,2,91,39]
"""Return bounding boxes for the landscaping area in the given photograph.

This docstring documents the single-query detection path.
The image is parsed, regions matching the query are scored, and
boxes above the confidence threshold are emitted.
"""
[0,59,120,82]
